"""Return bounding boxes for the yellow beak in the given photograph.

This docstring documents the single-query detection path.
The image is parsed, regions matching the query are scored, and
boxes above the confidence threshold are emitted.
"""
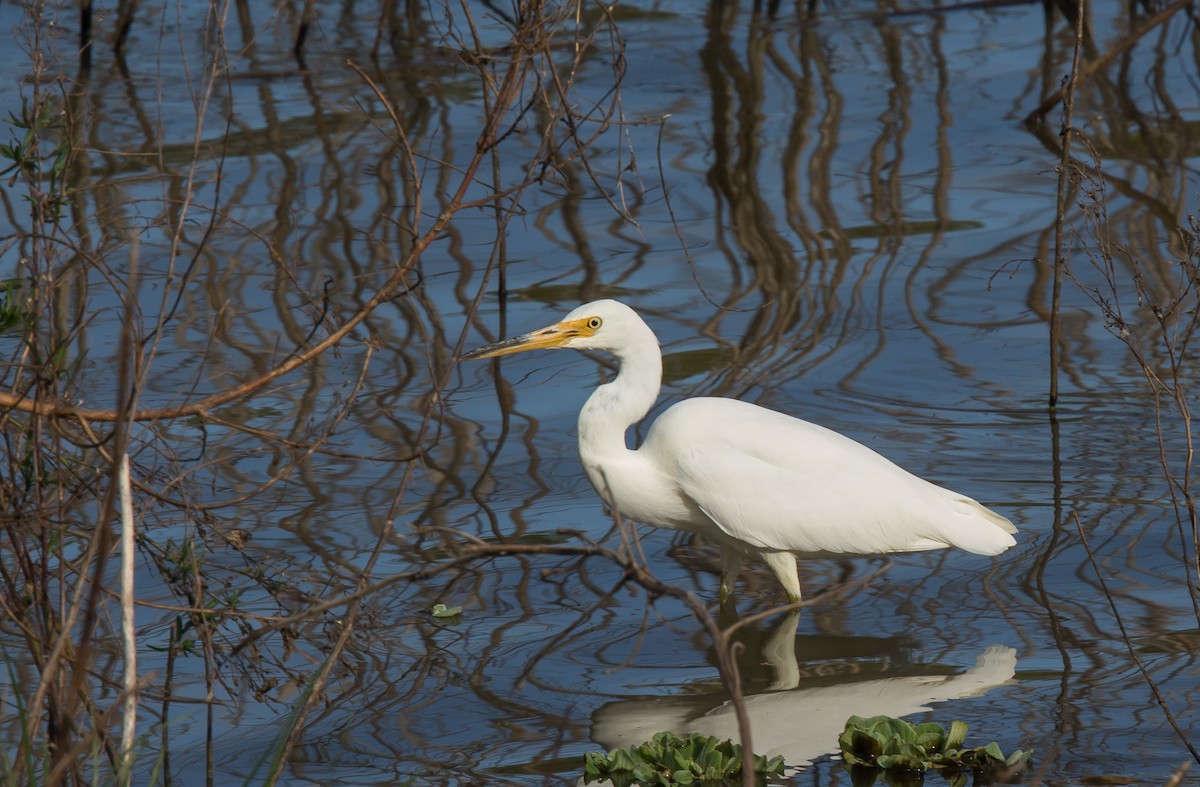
[460,317,596,360]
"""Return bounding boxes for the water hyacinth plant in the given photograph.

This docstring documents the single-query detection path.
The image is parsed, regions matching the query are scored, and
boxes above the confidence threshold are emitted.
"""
[583,731,785,786]
[838,714,1031,785]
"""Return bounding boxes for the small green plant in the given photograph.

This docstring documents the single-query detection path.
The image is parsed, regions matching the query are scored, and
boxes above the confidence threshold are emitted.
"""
[838,715,1031,785]
[0,277,30,334]
[583,731,785,786]
[1,101,73,222]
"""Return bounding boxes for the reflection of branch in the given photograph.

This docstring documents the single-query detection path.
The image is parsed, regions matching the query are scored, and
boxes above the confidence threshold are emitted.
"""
[4,17,556,429]
[232,529,767,785]
[261,27,543,781]
[1048,0,1087,407]
[0,255,415,423]
[1063,133,1200,619]
[1075,514,1200,764]
[347,60,422,242]
[1025,0,1192,125]
[0,51,503,426]
[74,344,383,513]
[1063,120,1200,760]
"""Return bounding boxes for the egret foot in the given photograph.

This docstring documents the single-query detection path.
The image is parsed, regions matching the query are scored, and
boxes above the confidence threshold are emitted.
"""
[762,551,802,604]
[718,550,743,603]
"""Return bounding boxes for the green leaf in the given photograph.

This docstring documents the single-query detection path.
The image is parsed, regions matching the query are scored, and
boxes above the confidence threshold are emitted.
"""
[846,728,884,761]
[700,735,720,761]
[915,731,943,752]
[914,722,944,739]
[630,762,656,783]
[842,751,874,767]
[945,720,969,749]
[671,770,694,784]
[609,747,638,771]
[877,752,924,771]
[982,741,1004,761]
[1006,748,1032,766]
[760,754,785,775]
[888,719,919,745]
[430,603,462,618]
[888,742,931,770]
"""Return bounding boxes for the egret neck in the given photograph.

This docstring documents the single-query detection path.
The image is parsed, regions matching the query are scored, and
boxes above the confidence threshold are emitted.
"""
[576,317,663,510]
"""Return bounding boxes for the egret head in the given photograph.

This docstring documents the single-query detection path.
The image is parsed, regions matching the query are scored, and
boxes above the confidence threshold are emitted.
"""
[460,299,654,360]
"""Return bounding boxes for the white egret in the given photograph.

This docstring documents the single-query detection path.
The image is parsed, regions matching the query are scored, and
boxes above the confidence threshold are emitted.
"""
[461,299,1016,602]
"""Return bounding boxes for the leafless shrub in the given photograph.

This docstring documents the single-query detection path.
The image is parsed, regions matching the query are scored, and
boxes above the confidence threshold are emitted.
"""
[0,1,770,784]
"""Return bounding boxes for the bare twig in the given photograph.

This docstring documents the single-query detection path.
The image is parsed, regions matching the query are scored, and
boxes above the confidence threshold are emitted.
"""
[119,454,137,780]
[1164,761,1191,787]
[1049,0,1086,407]
[1025,0,1193,124]
[261,5,566,779]
[1074,514,1200,764]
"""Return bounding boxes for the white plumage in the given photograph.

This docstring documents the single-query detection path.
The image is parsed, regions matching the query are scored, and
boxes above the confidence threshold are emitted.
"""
[462,299,1016,602]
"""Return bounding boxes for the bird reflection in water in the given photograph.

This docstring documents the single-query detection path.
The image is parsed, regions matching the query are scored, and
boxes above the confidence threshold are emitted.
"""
[589,609,1017,772]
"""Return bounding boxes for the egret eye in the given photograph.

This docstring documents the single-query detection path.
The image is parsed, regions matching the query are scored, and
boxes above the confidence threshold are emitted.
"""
[586,317,602,330]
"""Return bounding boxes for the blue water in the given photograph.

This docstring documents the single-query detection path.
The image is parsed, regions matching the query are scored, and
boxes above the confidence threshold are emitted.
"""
[0,0,1197,783]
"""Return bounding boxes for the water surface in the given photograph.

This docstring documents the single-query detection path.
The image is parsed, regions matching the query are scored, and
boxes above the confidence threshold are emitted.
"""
[0,0,1198,784]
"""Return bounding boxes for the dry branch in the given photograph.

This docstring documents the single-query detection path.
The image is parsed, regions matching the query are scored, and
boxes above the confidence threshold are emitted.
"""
[118,453,136,781]
[1025,0,1193,125]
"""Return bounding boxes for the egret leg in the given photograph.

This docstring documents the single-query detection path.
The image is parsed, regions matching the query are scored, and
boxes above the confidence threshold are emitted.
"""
[762,551,802,603]
[718,550,743,602]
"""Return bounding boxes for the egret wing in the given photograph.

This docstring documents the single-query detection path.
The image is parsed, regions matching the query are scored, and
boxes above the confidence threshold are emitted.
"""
[650,398,1012,556]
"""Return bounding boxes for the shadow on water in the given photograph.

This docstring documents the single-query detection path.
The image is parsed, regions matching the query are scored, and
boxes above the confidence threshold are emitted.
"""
[0,0,1199,784]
